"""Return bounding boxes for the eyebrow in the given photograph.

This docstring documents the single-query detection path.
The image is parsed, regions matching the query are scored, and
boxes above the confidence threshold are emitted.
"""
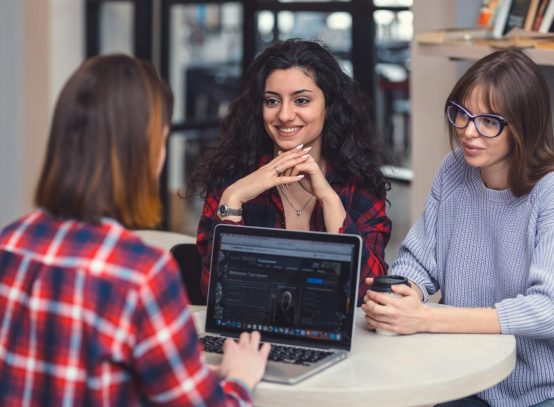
[264,89,313,96]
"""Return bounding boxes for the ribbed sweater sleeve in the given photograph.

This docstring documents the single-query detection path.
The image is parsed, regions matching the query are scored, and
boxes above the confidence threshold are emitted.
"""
[495,176,554,338]
[391,152,463,302]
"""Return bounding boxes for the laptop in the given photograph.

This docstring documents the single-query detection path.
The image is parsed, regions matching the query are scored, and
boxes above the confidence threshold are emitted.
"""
[200,224,362,384]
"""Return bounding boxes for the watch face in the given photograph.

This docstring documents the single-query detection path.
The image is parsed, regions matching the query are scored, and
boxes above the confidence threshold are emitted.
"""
[218,204,241,217]
[219,204,229,216]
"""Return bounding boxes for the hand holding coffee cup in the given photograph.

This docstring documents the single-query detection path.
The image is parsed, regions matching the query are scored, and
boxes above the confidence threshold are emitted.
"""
[369,275,410,336]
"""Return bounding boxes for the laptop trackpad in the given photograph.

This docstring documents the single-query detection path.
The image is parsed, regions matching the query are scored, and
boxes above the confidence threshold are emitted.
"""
[203,351,333,385]
[202,352,309,379]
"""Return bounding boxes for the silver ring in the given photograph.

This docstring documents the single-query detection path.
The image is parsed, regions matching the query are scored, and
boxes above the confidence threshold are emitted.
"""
[274,166,281,174]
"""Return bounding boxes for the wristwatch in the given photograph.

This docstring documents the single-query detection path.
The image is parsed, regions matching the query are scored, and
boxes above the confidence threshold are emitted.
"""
[218,203,243,218]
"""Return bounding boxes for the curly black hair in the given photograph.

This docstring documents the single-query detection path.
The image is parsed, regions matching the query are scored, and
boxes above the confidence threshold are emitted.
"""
[188,39,389,198]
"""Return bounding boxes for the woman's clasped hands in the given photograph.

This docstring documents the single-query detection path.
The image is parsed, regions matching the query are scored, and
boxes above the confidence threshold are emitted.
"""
[222,143,334,208]
[361,277,429,335]
[277,146,334,201]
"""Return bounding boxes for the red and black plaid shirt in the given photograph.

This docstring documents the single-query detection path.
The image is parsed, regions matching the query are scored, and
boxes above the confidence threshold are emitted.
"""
[0,210,251,406]
[197,159,391,304]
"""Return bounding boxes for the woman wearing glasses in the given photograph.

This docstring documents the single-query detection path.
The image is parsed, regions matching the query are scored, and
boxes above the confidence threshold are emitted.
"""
[363,48,554,406]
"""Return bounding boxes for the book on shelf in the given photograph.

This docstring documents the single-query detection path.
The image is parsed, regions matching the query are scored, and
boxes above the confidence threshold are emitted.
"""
[506,0,533,33]
[492,0,514,37]
[491,0,536,36]
[478,0,501,27]
[524,0,541,30]
[533,0,550,30]
[539,0,554,31]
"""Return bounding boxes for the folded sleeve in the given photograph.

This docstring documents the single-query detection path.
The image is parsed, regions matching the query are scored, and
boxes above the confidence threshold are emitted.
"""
[196,189,243,299]
[340,185,391,305]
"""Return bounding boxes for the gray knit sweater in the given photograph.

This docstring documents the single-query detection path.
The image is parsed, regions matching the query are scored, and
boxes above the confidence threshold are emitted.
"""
[392,149,554,406]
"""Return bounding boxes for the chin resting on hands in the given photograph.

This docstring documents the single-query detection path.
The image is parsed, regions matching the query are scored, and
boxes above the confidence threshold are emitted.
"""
[223,145,310,207]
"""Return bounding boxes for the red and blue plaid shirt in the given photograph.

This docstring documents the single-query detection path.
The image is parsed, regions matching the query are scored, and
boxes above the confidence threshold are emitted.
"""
[197,159,391,304]
[0,210,251,406]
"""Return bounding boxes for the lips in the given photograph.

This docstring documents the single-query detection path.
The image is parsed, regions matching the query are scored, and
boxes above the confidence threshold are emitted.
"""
[276,126,302,137]
[462,142,484,151]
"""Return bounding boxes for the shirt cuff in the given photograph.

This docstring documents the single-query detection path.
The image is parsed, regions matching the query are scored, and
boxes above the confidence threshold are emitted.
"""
[223,377,253,400]
[339,213,357,235]
[221,218,245,226]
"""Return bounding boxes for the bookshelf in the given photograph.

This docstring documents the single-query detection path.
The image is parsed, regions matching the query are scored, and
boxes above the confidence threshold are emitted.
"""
[417,42,554,65]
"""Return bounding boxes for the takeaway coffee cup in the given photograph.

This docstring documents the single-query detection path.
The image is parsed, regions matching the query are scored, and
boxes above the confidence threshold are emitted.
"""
[370,275,410,336]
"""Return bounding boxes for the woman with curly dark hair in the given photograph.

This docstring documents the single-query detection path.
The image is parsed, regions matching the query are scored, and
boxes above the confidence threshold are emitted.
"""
[190,39,391,303]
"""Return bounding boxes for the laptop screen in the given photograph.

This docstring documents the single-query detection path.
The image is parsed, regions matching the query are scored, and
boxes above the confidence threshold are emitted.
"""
[205,225,361,351]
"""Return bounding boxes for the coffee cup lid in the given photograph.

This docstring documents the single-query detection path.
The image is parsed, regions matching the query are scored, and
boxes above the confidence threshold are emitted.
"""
[371,275,409,292]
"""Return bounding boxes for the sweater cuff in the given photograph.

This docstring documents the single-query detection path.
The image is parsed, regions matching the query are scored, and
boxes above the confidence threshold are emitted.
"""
[494,296,525,335]
[392,268,431,303]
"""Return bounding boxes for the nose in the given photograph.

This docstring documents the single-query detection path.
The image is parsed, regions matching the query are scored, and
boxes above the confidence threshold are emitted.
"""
[462,119,480,139]
[278,102,296,122]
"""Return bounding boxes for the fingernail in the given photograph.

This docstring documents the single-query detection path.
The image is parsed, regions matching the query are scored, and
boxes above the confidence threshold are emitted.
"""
[303,147,312,152]
[301,154,309,159]
[297,174,305,178]
[296,144,304,149]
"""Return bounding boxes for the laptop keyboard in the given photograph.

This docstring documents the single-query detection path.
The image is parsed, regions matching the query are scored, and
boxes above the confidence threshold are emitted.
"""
[201,335,334,366]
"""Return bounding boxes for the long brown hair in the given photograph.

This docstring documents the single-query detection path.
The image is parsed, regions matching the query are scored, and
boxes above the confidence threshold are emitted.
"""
[188,39,389,199]
[35,54,173,228]
[445,48,554,196]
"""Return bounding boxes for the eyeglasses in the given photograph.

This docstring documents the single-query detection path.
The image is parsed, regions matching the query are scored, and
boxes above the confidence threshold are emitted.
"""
[446,101,508,138]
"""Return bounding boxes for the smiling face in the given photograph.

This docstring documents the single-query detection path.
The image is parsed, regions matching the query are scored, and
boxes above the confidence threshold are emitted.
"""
[456,86,512,189]
[263,67,326,157]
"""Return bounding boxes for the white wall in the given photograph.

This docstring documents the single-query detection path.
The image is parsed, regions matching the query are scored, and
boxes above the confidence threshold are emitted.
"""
[410,0,457,221]
[410,0,485,222]
[0,0,24,227]
[51,0,86,108]
[0,0,84,228]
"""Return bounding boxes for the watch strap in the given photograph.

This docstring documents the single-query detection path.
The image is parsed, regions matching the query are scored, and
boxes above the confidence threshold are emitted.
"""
[218,203,243,217]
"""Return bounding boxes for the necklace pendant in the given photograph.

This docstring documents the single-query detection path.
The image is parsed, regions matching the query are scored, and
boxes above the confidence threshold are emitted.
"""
[296,210,302,216]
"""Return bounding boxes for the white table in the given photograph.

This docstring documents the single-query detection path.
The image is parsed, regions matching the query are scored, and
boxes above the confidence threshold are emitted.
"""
[134,229,196,251]
[191,307,516,407]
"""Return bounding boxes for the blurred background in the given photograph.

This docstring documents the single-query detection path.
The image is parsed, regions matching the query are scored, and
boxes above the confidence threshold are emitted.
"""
[1,0,496,265]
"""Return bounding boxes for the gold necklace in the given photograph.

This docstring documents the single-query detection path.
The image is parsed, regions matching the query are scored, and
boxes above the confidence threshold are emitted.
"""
[278,185,314,216]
